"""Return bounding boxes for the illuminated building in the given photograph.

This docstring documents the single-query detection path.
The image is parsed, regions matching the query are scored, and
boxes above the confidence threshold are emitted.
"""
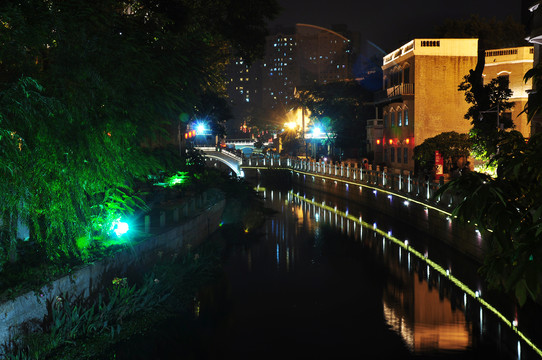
[523,0,542,134]
[374,39,479,172]
[260,24,353,111]
[373,38,533,173]
[295,24,352,86]
[225,24,355,137]
[483,46,534,137]
[261,28,298,110]
[225,56,263,134]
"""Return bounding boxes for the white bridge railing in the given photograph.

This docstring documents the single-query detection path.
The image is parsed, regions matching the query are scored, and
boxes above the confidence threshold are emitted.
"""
[242,156,457,211]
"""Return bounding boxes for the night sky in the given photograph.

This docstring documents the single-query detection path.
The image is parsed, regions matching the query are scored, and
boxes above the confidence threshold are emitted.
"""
[269,0,523,57]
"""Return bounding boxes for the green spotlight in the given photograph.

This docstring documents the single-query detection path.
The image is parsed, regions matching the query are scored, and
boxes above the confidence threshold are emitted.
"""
[111,219,129,237]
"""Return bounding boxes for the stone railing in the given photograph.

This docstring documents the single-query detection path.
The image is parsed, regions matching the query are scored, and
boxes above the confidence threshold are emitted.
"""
[242,157,458,211]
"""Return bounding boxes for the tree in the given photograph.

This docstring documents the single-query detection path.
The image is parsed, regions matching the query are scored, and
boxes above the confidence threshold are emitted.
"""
[437,15,526,160]
[433,14,542,307]
[291,88,314,154]
[458,76,514,159]
[522,62,542,133]
[436,130,542,306]
[413,132,472,175]
[0,0,279,264]
[308,81,372,159]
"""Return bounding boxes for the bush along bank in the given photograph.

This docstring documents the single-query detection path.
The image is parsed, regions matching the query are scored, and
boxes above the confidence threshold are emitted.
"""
[3,237,224,360]
[2,171,271,359]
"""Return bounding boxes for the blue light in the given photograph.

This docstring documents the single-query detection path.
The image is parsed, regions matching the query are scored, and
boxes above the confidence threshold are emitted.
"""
[196,123,206,135]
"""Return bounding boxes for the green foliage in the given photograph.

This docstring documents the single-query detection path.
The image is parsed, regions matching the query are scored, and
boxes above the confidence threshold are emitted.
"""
[522,63,542,123]
[0,0,279,267]
[413,132,472,174]
[436,131,542,306]
[459,72,515,160]
[0,77,156,263]
[445,15,523,161]
[292,81,372,158]
[161,172,191,188]
[5,274,171,359]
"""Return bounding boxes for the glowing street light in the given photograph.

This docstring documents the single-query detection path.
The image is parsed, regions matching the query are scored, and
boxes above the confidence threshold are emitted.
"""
[312,126,322,138]
[195,121,210,135]
[284,122,297,130]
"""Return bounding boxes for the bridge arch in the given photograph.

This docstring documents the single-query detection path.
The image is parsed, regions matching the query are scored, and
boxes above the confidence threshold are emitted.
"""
[196,147,244,177]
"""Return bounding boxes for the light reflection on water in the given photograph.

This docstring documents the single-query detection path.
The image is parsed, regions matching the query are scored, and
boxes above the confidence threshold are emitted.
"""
[281,188,474,355]
[283,187,526,359]
[111,186,533,360]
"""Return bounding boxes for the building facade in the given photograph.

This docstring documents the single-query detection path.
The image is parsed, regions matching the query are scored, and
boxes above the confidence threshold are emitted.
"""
[373,39,479,172]
[483,46,533,137]
[294,24,352,87]
[225,56,263,131]
[261,29,298,111]
[523,0,542,134]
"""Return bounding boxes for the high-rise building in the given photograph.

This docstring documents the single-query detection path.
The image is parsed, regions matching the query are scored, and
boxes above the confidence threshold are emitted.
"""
[225,24,355,129]
[225,56,263,135]
[294,24,352,87]
[261,28,298,111]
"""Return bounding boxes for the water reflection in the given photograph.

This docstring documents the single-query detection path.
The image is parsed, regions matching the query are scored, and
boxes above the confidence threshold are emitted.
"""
[383,263,471,353]
[111,186,537,360]
[282,189,472,354]
[286,188,536,359]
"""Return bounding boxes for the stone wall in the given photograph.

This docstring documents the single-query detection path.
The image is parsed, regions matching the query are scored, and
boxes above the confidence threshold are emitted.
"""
[0,193,226,352]
[290,171,485,264]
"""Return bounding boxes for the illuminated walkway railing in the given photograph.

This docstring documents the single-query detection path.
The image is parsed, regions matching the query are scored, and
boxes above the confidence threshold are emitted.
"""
[290,191,542,359]
[242,157,458,214]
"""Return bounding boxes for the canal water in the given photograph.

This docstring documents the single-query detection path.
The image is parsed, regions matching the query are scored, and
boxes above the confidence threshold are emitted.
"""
[112,184,540,359]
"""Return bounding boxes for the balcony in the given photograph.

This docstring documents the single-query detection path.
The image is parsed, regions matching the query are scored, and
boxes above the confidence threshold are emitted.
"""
[366,119,383,128]
[374,83,414,104]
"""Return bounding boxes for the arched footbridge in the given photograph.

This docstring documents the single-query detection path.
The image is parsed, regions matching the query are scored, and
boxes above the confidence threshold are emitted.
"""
[196,147,244,177]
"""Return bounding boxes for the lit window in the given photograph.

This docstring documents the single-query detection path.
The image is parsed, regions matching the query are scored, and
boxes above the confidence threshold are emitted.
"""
[398,112,402,126]
[404,110,409,126]
[391,112,395,127]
